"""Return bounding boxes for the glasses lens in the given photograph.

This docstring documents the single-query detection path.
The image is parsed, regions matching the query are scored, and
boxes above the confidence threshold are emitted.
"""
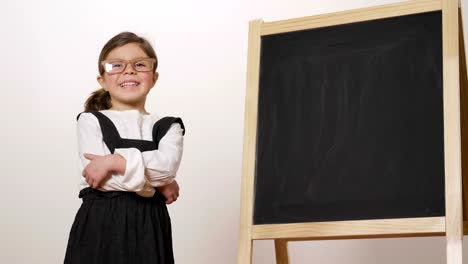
[133,59,153,72]
[104,61,126,74]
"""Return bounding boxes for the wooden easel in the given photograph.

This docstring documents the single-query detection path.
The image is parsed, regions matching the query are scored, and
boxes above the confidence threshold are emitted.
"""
[238,0,466,263]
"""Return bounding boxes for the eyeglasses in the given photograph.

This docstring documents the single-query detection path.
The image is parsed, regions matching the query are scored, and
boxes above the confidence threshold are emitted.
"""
[101,58,156,74]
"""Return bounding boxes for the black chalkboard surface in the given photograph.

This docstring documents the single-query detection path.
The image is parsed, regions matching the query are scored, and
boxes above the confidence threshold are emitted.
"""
[253,11,445,225]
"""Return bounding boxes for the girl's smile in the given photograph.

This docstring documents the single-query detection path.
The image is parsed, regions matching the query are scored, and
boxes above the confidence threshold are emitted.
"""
[119,79,140,89]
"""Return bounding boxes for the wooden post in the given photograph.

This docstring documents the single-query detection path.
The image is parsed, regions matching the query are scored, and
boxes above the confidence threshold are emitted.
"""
[458,0,468,233]
[238,19,262,264]
[442,0,464,263]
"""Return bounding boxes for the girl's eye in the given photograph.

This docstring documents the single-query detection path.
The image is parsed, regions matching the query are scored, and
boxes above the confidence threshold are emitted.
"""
[112,63,123,68]
[135,62,148,68]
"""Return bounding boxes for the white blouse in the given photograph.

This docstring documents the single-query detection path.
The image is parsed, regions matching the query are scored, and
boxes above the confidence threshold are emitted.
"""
[76,109,184,197]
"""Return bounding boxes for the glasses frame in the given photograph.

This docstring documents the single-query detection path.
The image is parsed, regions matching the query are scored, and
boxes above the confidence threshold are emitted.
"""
[101,57,157,74]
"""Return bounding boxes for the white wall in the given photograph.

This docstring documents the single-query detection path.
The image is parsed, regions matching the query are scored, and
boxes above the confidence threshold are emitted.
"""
[1,0,467,263]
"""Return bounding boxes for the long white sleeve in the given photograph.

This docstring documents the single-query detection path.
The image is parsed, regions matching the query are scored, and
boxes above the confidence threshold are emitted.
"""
[142,123,184,187]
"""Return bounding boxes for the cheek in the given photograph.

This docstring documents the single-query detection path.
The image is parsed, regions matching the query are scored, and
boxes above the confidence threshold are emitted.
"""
[104,75,119,87]
[142,74,156,86]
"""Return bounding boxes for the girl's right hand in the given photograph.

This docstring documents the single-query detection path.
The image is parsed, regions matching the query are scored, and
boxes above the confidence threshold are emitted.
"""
[157,180,180,204]
[82,153,125,188]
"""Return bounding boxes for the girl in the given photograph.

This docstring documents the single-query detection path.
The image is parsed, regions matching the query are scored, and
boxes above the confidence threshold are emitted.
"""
[64,32,185,264]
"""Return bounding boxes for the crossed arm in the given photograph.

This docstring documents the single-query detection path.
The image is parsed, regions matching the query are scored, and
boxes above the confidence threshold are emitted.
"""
[77,113,184,204]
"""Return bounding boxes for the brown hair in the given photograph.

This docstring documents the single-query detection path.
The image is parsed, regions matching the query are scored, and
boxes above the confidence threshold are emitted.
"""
[84,32,158,112]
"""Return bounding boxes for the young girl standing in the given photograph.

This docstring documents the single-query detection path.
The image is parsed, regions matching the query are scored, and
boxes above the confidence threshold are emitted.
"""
[64,32,185,264]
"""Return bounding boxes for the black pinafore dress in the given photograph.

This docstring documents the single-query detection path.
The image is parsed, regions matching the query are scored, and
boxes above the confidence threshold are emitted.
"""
[64,111,185,264]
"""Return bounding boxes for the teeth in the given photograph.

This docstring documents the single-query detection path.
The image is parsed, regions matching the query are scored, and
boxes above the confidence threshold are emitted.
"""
[120,82,139,87]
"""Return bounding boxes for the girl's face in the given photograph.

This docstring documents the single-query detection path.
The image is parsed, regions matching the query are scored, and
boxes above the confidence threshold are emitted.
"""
[97,43,158,110]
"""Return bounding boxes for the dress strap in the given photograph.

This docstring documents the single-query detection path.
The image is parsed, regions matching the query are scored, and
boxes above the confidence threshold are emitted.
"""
[152,117,186,149]
[77,111,120,154]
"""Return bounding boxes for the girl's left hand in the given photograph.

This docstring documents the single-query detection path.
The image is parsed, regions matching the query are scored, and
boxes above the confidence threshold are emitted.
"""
[157,180,180,204]
[82,153,121,188]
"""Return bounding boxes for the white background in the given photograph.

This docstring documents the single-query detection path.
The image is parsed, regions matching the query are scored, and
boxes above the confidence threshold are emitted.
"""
[1,0,468,263]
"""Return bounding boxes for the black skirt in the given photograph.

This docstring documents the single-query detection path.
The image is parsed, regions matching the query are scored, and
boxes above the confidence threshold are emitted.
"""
[64,188,174,264]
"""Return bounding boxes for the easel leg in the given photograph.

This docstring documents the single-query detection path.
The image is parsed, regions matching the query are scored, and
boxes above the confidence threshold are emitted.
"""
[447,243,463,264]
[274,239,290,264]
[238,238,253,264]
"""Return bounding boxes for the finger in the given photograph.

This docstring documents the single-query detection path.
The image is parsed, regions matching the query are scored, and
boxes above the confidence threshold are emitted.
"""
[87,178,93,188]
[83,153,97,160]
[94,179,102,189]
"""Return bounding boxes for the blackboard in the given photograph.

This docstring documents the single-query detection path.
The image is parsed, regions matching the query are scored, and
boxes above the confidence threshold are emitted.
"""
[253,11,445,225]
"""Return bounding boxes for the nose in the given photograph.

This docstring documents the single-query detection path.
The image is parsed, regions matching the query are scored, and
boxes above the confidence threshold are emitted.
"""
[123,62,136,75]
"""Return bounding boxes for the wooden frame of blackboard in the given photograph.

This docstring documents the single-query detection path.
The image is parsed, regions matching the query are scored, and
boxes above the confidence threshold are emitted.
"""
[238,0,466,263]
